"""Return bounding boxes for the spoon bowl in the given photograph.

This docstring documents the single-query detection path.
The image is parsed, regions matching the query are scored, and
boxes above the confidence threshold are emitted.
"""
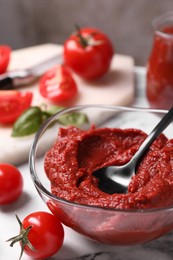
[93,106,173,194]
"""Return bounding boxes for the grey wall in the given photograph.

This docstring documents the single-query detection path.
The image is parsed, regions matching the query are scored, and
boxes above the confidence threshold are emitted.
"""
[1,0,173,65]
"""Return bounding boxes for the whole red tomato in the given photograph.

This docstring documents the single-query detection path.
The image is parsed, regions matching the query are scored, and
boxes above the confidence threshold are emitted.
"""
[0,163,23,205]
[63,27,114,80]
[0,45,11,74]
[39,65,78,103]
[8,212,64,259]
[0,90,33,124]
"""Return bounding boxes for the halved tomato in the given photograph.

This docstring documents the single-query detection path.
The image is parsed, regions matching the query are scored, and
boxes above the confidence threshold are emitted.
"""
[0,90,33,124]
[0,45,11,74]
[39,65,78,103]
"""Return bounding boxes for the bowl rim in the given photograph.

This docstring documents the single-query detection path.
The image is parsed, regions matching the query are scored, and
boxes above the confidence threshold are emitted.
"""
[29,104,173,214]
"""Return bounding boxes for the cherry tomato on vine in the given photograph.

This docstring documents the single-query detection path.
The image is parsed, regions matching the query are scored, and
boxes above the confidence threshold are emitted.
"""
[39,65,78,103]
[0,45,11,74]
[0,90,33,124]
[8,212,64,259]
[0,163,23,205]
[63,27,114,80]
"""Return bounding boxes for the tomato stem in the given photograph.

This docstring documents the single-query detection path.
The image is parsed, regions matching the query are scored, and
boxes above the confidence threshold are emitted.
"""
[7,214,36,260]
[75,25,88,48]
[75,25,103,48]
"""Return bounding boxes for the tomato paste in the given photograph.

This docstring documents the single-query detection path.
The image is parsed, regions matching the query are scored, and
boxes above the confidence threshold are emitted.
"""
[44,126,173,210]
[147,25,173,109]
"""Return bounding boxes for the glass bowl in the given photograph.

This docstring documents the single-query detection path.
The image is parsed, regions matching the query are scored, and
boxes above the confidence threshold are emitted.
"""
[29,105,173,245]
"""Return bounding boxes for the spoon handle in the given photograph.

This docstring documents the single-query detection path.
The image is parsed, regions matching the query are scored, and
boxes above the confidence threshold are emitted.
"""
[132,106,173,165]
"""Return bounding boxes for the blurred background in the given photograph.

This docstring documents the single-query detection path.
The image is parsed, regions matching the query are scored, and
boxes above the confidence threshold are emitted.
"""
[1,0,173,66]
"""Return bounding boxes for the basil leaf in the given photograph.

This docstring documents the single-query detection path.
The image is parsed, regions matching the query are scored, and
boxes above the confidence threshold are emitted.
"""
[47,106,89,127]
[11,105,90,137]
[41,111,52,122]
[12,107,44,137]
[47,105,64,116]
[58,112,89,126]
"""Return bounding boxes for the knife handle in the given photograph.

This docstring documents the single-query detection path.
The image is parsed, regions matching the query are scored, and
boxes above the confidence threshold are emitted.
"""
[0,76,14,90]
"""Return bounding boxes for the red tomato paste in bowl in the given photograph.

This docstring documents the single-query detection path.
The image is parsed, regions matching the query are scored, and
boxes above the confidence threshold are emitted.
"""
[44,125,173,210]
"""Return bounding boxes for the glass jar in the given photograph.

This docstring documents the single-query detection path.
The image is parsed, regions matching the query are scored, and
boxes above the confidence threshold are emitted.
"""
[146,11,173,109]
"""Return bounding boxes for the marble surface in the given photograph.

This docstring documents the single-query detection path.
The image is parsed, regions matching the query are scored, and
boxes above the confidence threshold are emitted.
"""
[1,68,173,260]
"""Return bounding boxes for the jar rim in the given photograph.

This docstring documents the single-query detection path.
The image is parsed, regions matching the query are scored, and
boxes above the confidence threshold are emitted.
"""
[152,11,173,39]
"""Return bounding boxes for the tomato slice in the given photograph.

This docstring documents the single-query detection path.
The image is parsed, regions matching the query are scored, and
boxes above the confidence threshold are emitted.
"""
[0,45,11,74]
[0,90,33,124]
[39,65,78,103]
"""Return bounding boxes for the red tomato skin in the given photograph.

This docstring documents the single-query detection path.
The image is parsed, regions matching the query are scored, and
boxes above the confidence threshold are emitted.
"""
[39,65,78,103]
[0,91,33,124]
[22,211,64,259]
[0,164,23,205]
[63,27,114,80]
[0,45,11,74]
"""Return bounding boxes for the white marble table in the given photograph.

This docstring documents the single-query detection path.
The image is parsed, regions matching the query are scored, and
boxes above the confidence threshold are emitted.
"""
[1,67,173,260]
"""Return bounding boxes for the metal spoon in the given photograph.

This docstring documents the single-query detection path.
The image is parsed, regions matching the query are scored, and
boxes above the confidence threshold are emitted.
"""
[93,106,173,194]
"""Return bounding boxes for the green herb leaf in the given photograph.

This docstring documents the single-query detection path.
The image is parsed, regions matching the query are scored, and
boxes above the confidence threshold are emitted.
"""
[11,105,89,137]
[12,107,44,137]
[58,112,89,126]
[47,105,64,116]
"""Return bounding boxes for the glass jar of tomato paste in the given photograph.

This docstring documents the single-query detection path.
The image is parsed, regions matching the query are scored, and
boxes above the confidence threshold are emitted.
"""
[146,12,173,109]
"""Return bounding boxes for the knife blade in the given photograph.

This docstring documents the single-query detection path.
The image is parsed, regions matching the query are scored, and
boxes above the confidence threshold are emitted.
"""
[0,53,63,90]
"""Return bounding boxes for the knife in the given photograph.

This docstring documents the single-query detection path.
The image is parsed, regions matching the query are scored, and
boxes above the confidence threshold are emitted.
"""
[0,53,63,90]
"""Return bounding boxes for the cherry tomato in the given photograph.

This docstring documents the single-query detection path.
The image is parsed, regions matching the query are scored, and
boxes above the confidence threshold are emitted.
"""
[0,90,33,124]
[63,27,114,80]
[39,65,78,103]
[0,163,23,205]
[9,212,64,259]
[0,45,11,74]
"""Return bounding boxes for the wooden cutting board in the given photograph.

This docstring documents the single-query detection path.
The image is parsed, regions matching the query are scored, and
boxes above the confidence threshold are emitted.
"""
[0,44,135,165]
